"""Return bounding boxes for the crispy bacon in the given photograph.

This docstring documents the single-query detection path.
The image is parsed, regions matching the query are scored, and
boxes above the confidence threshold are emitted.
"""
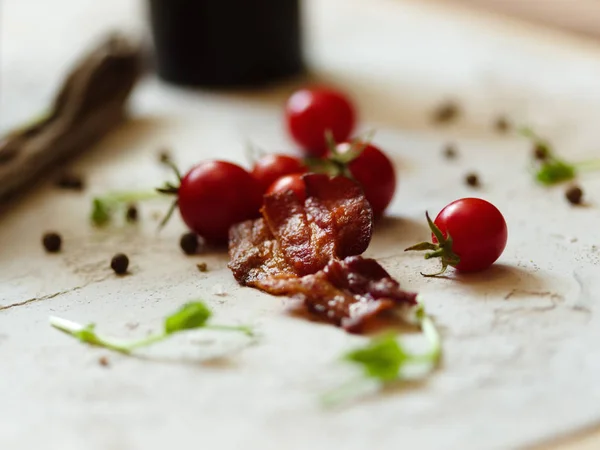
[255,256,418,332]
[228,174,416,332]
[227,218,295,286]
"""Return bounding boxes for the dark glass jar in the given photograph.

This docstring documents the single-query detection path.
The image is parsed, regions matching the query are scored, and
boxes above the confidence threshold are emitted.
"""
[148,0,304,87]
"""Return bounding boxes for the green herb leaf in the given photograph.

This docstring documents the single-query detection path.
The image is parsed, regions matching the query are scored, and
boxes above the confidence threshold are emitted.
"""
[519,126,579,186]
[91,198,112,226]
[164,302,212,334]
[89,190,163,226]
[50,300,253,355]
[325,300,442,405]
[535,159,576,185]
[345,333,408,382]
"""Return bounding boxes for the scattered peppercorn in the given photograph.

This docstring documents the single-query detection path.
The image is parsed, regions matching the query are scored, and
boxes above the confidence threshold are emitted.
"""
[55,173,84,191]
[98,356,110,367]
[196,262,208,272]
[180,232,199,255]
[42,232,62,253]
[495,116,510,133]
[158,149,172,164]
[465,173,480,188]
[110,253,129,275]
[533,144,549,161]
[443,143,458,159]
[432,101,460,124]
[125,204,138,223]
[565,186,583,205]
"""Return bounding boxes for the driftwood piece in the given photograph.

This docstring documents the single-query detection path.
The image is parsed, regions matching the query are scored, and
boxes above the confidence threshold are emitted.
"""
[0,33,142,202]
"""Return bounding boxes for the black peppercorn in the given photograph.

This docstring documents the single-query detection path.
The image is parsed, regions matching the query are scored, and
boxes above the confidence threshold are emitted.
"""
[565,186,583,205]
[111,253,129,275]
[432,101,460,124]
[98,356,110,367]
[443,144,457,159]
[180,232,199,255]
[533,144,549,161]
[126,204,138,223]
[495,116,510,133]
[465,173,480,188]
[158,149,172,164]
[42,232,62,253]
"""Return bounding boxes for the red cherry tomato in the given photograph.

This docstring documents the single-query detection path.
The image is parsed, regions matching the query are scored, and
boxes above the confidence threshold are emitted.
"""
[335,141,396,216]
[285,87,356,157]
[178,161,262,242]
[432,198,508,272]
[266,173,307,202]
[251,154,306,193]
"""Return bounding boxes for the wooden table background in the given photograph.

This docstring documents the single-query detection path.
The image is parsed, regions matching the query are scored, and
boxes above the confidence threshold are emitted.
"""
[3,0,600,449]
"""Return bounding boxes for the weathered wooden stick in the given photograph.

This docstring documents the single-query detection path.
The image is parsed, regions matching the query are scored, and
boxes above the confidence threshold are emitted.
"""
[0,33,142,202]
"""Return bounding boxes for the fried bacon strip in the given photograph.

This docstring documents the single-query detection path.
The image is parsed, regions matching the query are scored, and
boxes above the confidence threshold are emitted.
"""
[228,173,416,332]
[255,256,417,332]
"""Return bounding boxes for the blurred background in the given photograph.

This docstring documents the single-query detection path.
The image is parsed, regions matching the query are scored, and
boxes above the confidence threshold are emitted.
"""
[3,0,600,153]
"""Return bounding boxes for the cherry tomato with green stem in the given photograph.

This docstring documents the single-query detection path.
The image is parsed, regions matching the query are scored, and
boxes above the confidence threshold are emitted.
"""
[160,160,262,243]
[405,198,508,276]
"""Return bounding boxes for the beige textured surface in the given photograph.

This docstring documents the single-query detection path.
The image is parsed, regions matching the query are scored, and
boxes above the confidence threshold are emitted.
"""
[3,1,600,449]
[455,0,600,39]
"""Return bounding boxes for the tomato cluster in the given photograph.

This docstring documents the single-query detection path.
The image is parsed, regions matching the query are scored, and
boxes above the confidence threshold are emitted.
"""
[159,86,507,275]
[169,86,397,244]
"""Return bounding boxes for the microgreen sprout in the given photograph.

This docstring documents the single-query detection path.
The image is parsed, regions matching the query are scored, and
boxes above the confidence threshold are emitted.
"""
[323,299,441,406]
[519,127,600,186]
[50,301,254,354]
[91,190,162,226]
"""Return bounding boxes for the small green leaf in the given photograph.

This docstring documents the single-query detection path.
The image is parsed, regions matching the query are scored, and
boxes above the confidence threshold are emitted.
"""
[325,301,442,405]
[344,333,408,382]
[91,198,112,226]
[74,323,100,345]
[164,301,212,334]
[536,159,576,185]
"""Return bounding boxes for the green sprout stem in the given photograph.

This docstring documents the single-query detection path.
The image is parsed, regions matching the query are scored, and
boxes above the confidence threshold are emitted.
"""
[519,126,600,185]
[203,324,255,337]
[50,301,254,355]
[91,190,163,226]
[574,159,600,172]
